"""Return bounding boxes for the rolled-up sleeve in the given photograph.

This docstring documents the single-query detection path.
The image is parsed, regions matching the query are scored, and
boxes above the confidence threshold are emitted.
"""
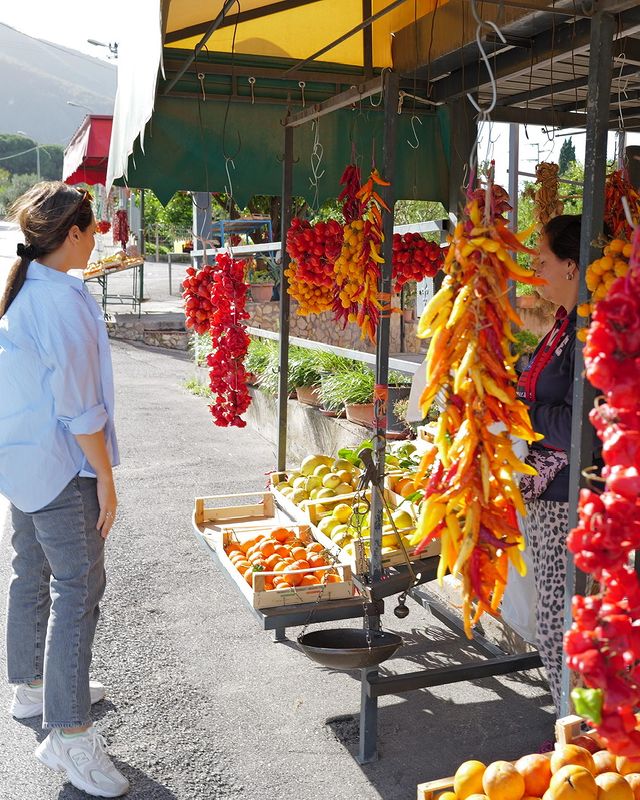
[37,288,108,436]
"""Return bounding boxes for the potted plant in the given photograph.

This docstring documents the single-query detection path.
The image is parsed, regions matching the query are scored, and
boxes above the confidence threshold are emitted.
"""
[315,351,354,417]
[288,347,323,406]
[402,284,417,323]
[387,371,413,431]
[244,337,275,385]
[513,329,540,374]
[246,258,275,303]
[339,365,375,427]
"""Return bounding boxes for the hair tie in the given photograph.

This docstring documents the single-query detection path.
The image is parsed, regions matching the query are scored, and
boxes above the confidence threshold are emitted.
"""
[16,242,38,260]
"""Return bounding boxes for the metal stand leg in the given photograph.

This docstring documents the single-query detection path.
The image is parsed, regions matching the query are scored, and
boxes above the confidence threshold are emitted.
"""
[168,253,173,295]
[273,627,287,642]
[358,667,379,764]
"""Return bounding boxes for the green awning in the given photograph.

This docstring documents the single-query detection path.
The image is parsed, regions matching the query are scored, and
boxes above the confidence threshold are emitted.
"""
[117,95,450,206]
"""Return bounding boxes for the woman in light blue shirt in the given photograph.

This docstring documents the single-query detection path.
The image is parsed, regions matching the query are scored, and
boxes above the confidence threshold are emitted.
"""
[0,182,128,798]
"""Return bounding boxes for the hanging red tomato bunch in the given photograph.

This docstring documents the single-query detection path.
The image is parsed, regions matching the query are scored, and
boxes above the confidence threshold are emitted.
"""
[96,220,111,235]
[392,232,444,292]
[182,255,252,427]
[565,224,640,756]
[182,264,216,335]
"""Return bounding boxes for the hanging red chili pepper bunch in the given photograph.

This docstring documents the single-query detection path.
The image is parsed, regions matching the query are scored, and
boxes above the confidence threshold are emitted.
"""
[182,264,216,335]
[604,170,640,241]
[284,218,343,315]
[333,169,389,343]
[96,220,111,235]
[112,210,129,249]
[565,224,640,756]
[392,233,444,292]
[338,163,365,222]
[205,253,251,428]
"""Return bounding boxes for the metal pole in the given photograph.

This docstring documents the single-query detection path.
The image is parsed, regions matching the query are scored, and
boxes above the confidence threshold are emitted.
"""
[138,189,145,309]
[508,124,519,230]
[276,125,294,472]
[560,9,615,717]
[359,69,399,766]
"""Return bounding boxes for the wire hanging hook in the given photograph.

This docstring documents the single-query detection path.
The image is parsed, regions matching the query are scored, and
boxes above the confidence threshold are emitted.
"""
[298,80,306,108]
[309,118,325,211]
[197,72,206,102]
[407,115,422,150]
[248,76,256,105]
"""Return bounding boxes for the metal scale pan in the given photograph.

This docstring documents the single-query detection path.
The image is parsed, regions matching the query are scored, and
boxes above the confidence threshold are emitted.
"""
[298,628,402,670]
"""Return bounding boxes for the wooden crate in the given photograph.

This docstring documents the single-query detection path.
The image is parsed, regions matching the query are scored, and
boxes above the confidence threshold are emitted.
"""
[192,493,353,609]
[416,716,598,800]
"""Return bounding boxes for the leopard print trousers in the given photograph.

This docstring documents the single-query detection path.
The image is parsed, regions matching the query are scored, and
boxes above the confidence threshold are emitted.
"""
[522,499,569,713]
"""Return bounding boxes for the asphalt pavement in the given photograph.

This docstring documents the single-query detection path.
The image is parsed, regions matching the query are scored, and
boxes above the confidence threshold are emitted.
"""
[0,336,559,800]
[0,223,558,799]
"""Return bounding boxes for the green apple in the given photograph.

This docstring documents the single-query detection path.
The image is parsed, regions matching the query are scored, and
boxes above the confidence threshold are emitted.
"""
[309,488,320,499]
[305,475,323,492]
[317,516,340,536]
[322,473,342,490]
[301,455,325,476]
[391,508,414,530]
[291,488,309,505]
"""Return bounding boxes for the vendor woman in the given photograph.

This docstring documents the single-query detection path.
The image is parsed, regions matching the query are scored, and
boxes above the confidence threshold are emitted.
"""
[516,214,582,713]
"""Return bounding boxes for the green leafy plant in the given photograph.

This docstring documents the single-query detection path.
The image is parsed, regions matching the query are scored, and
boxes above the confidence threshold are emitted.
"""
[318,361,373,410]
[288,347,323,389]
[388,370,412,387]
[183,377,213,398]
[244,337,275,377]
[256,342,283,395]
[513,329,540,357]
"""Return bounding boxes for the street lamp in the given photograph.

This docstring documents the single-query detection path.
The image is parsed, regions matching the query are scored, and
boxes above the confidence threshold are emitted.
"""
[17,130,40,180]
[67,100,93,114]
[87,39,118,59]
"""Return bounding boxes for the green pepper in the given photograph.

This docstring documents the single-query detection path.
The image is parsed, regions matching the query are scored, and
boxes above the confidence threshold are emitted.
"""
[571,687,604,725]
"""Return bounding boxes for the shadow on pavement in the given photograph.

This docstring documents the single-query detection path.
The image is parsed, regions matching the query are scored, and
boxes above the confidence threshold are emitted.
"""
[14,699,119,745]
[54,760,179,800]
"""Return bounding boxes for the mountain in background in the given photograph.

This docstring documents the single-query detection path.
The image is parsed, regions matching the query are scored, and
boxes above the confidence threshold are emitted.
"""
[0,23,116,147]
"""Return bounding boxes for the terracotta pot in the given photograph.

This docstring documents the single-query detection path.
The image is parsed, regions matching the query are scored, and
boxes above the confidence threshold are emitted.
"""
[516,294,538,309]
[319,407,346,418]
[296,385,322,407]
[249,283,274,303]
[344,402,375,427]
[402,307,415,323]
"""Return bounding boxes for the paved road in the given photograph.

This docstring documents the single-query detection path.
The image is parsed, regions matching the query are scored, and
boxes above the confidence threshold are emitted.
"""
[0,338,557,800]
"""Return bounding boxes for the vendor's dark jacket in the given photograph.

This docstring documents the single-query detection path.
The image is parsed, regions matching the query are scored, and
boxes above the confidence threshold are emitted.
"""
[516,307,576,502]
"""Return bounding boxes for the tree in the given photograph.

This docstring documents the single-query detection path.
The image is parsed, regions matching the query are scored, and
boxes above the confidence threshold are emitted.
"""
[143,191,194,250]
[0,172,40,215]
[558,138,576,175]
[0,135,63,180]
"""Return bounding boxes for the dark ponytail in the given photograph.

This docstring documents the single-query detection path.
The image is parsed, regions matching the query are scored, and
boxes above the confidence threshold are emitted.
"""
[0,181,93,318]
[543,214,582,266]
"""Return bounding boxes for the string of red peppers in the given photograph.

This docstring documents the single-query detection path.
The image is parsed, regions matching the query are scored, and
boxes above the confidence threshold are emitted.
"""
[564,224,640,756]
[182,254,252,428]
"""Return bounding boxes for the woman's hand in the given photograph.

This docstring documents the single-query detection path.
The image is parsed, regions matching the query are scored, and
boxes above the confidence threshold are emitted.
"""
[96,472,118,538]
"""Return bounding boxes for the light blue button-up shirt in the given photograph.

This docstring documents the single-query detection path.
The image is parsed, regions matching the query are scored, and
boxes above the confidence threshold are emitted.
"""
[0,261,119,512]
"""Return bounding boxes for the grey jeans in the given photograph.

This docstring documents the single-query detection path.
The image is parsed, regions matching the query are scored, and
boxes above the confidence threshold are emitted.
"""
[5,476,106,729]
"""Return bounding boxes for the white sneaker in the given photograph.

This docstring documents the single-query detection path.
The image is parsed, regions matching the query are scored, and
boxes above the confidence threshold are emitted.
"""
[11,680,106,719]
[35,725,129,798]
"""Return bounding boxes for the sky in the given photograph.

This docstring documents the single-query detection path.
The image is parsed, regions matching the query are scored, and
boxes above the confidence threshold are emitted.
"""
[0,1,127,60]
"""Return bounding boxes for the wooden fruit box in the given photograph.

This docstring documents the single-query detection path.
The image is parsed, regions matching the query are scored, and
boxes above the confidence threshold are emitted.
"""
[416,716,597,800]
[192,493,353,609]
[304,491,440,568]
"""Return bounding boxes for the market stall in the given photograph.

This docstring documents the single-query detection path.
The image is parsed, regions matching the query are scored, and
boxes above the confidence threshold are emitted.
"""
[107,0,640,768]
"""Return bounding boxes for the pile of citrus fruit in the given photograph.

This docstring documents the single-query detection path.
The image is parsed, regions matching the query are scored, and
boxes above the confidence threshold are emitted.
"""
[443,742,640,800]
[224,527,342,591]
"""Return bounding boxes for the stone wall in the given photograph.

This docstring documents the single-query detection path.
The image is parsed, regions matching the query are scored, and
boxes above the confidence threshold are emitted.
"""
[247,300,426,355]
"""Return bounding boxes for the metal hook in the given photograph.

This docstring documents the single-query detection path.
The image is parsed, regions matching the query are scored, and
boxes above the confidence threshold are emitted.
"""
[298,80,306,108]
[407,115,422,149]
[248,76,256,105]
[197,72,206,102]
